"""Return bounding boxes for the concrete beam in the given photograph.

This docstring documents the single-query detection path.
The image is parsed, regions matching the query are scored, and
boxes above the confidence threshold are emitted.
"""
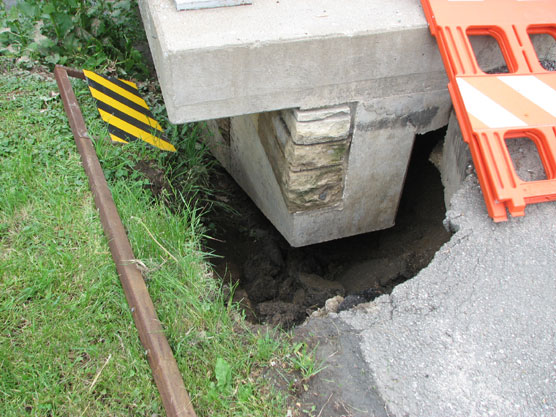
[138,0,448,123]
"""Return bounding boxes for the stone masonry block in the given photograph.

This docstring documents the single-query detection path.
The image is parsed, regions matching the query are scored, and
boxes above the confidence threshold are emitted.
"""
[272,113,350,171]
[293,105,351,123]
[281,109,351,145]
[284,141,349,172]
[258,110,350,213]
[282,166,344,212]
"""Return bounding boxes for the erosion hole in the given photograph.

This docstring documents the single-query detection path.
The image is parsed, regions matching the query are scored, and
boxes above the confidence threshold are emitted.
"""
[206,126,452,328]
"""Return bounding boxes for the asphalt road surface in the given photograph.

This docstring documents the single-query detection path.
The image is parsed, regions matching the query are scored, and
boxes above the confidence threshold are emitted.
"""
[301,173,556,416]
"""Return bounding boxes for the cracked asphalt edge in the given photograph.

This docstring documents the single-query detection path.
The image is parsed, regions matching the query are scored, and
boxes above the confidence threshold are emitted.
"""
[331,173,556,416]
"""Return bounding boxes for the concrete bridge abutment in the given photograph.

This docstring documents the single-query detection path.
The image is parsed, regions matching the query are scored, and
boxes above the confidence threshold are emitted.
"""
[138,0,556,246]
[205,91,452,246]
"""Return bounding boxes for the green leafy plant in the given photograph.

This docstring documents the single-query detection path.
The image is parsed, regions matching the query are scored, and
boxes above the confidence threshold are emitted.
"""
[0,0,147,77]
[214,357,233,392]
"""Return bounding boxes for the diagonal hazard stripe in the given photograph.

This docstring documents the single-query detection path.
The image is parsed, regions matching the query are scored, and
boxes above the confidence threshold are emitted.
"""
[98,108,176,152]
[456,78,527,129]
[95,100,163,137]
[86,78,155,118]
[83,70,175,152]
[498,76,556,119]
[109,133,129,144]
[119,78,137,89]
[108,124,139,143]
[100,74,140,96]
[89,87,163,132]
[462,76,556,127]
[84,70,148,110]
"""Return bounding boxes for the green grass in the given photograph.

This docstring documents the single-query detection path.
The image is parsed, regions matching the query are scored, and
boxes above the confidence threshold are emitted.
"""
[0,66,306,416]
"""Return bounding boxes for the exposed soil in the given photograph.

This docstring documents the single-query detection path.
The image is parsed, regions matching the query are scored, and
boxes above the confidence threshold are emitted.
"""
[204,127,452,328]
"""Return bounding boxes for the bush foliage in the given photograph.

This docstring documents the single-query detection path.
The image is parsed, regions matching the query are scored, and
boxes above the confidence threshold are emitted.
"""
[0,0,147,77]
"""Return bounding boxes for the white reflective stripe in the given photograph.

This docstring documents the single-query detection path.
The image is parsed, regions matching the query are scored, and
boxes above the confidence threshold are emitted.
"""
[499,75,556,118]
[457,78,528,128]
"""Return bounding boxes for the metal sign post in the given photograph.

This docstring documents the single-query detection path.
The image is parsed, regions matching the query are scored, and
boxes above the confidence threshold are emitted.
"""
[54,65,197,417]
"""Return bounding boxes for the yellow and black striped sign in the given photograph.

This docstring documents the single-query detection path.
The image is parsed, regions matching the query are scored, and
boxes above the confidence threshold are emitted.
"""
[83,70,176,152]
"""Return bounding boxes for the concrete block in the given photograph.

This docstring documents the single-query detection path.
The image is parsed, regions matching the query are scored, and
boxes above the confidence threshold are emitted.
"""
[140,0,556,245]
[139,0,555,123]
[207,90,453,247]
[138,0,450,123]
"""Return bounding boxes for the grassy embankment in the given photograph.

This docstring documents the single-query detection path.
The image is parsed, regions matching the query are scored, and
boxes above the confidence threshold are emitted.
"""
[0,63,305,416]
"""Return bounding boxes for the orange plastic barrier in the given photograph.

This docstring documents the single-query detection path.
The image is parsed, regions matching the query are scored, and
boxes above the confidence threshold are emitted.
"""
[421,0,556,221]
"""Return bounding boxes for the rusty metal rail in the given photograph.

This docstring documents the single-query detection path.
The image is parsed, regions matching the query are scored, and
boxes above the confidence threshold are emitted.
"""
[54,65,197,417]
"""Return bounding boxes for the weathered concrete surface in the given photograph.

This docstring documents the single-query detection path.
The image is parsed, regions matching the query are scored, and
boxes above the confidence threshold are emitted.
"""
[140,0,556,124]
[138,0,448,123]
[300,175,556,416]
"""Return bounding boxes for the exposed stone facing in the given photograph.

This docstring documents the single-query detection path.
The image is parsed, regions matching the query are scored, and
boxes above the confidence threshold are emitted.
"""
[292,105,351,123]
[284,140,349,172]
[271,114,349,171]
[281,105,351,145]
[281,166,345,210]
[258,105,352,213]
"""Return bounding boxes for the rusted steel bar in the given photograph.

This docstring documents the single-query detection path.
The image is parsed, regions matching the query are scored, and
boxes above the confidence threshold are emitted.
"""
[54,65,197,417]
[56,65,86,80]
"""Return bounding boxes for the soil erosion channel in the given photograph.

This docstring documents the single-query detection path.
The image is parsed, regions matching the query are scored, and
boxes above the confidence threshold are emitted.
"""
[206,128,451,328]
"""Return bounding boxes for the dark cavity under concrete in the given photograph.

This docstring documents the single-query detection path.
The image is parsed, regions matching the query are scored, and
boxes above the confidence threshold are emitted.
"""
[206,126,452,328]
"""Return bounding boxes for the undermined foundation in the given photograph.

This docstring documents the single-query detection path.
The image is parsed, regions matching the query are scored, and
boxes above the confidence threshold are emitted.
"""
[139,0,556,327]
[139,0,556,247]
[207,126,453,328]
[205,94,453,247]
